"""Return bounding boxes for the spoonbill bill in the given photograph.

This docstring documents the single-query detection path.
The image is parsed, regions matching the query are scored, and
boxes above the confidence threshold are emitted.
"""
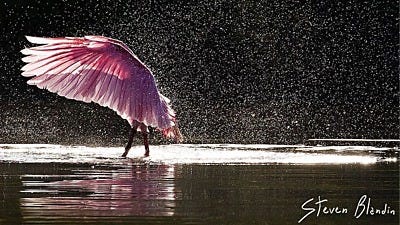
[21,36,182,157]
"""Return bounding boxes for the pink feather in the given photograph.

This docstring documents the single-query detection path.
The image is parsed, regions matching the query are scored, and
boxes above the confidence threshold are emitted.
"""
[21,36,182,141]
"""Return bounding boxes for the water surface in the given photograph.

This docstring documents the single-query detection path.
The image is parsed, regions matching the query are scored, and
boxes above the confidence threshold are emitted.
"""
[0,144,398,225]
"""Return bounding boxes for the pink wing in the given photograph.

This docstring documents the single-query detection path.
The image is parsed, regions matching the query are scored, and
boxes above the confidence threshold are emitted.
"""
[21,36,179,139]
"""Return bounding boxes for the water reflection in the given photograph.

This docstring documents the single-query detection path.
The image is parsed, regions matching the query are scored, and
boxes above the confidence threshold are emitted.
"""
[0,161,398,225]
[20,163,176,218]
[0,144,398,225]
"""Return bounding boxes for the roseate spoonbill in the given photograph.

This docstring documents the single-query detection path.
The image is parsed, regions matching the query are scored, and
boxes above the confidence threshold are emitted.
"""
[21,36,182,157]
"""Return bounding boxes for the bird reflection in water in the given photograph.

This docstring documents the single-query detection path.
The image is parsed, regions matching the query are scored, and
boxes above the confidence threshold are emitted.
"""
[20,163,176,218]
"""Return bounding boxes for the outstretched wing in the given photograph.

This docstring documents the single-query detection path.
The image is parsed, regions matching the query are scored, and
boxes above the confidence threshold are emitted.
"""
[21,36,176,132]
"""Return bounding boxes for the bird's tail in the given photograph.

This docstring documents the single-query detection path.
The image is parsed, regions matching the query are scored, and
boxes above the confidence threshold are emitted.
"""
[162,123,183,143]
[159,94,183,142]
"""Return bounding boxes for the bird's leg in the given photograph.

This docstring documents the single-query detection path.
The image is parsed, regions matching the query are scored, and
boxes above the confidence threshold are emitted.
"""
[143,131,150,157]
[122,127,136,157]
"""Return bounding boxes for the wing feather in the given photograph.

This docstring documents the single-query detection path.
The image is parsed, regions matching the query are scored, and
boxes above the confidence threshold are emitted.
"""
[92,59,113,101]
[64,55,102,100]
[99,75,117,107]
[97,63,116,105]
[80,55,109,99]
[57,53,97,96]
[21,49,86,76]
[49,54,96,92]
[21,36,180,139]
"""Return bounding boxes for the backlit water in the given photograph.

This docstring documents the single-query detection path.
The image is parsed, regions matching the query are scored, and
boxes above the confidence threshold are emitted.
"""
[0,144,398,225]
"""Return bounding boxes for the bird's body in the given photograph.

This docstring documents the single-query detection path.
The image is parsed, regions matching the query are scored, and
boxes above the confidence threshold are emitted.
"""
[21,36,182,156]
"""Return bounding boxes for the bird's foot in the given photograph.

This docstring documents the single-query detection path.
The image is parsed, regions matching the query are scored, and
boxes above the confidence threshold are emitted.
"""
[121,148,130,158]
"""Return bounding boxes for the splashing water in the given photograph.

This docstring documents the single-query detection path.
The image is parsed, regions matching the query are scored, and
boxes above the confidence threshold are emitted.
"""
[0,144,397,165]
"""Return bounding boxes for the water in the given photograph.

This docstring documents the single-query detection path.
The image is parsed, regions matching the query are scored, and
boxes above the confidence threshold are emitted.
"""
[0,144,399,225]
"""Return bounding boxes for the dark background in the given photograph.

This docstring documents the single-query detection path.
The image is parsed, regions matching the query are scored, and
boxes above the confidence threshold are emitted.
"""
[0,0,398,145]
